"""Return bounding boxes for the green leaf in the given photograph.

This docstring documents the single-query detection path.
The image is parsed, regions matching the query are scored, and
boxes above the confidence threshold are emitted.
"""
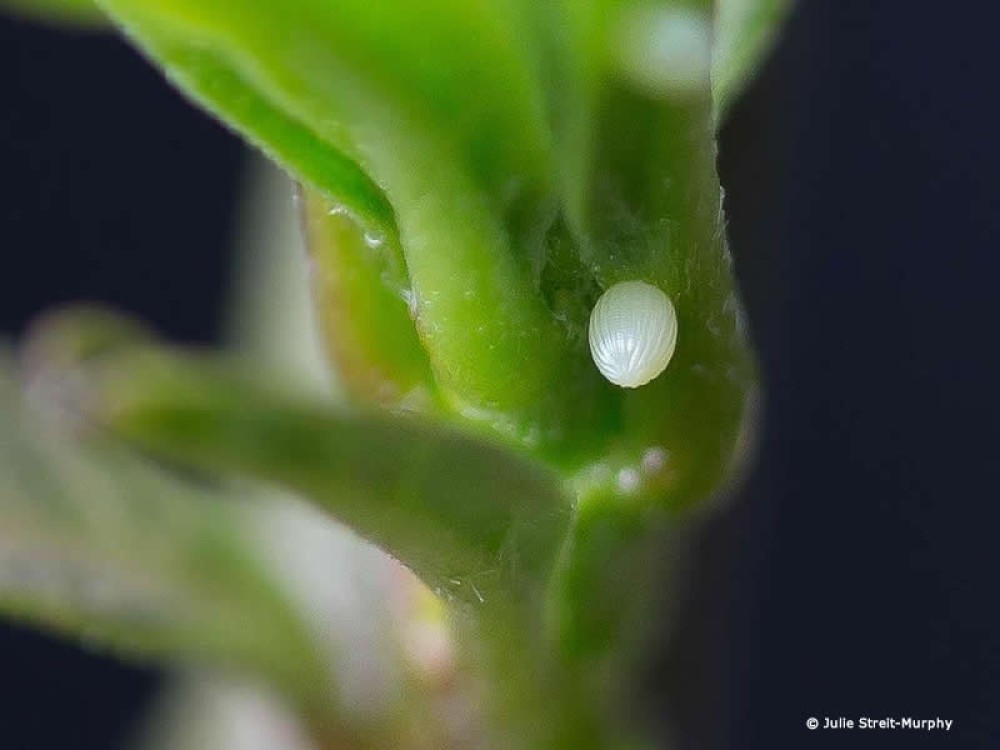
[129,35,394,231]
[1,0,105,27]
[713,0,793,121]
[93,0,557,243]
[96,0,555,203]
[0,346,364,746]
[25,313,571,607]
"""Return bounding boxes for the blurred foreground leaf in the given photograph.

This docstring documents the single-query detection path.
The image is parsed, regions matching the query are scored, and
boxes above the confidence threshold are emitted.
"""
[23,312,571,608]
[0,347,366,746]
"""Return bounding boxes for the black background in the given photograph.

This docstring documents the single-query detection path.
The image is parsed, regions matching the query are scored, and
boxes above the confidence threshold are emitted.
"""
[1,2,998,748]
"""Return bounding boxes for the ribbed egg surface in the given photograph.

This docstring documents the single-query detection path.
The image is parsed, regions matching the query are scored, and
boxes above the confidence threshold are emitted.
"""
[588,280,678,388]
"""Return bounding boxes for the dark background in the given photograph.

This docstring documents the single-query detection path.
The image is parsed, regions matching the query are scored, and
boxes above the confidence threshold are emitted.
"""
[1,2,998,748]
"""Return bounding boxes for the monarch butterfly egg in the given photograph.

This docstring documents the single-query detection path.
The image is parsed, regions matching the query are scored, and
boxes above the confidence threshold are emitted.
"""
[588,280,678,388]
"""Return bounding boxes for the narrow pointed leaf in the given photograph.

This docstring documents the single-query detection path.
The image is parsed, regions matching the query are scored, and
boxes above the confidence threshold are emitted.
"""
[34,321,571,605]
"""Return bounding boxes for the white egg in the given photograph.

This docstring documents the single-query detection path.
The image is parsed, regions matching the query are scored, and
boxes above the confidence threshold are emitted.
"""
[588,280,678,388]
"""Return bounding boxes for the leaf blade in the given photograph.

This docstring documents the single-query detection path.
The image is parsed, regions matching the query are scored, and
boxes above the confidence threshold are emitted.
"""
[25,319,572,605]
